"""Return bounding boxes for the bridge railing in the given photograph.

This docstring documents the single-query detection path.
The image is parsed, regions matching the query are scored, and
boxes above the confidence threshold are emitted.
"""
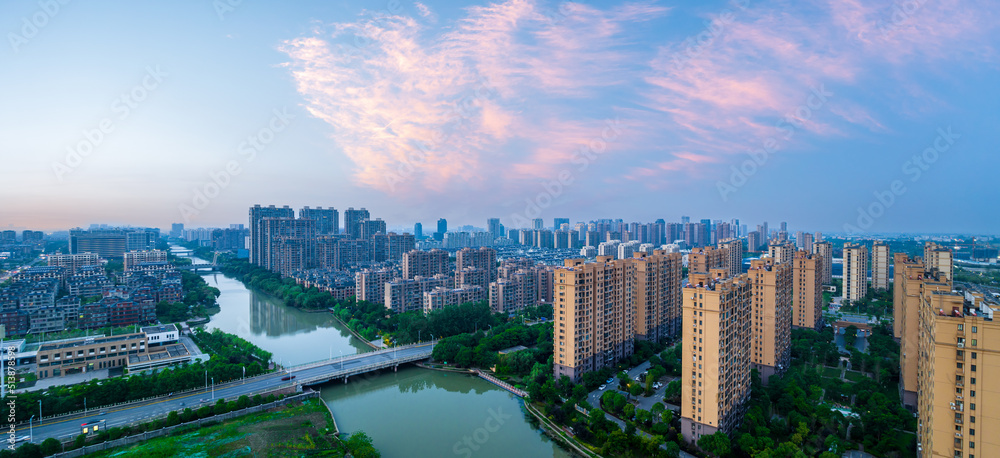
[297,352,431,385]
[287,341,436,372]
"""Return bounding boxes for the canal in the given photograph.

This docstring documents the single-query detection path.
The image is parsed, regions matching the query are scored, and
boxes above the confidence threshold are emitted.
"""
[172,247,571,457]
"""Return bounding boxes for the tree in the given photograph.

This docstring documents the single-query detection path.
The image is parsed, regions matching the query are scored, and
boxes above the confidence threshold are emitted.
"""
[73,434,87,450]
[12,443,41,458]
[698,431,731,457]
[663,440,681,458]
[39,438,61,456]
[344,431,380,458]
[623,403,635,420]
[844,325,858,348]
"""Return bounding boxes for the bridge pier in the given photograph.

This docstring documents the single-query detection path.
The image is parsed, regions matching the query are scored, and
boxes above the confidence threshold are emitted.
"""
[343,376,348,384]
[394,365,397,372]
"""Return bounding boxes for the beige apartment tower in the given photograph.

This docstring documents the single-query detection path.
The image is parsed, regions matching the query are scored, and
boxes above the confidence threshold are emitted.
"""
[748,258,792,382]
[767,241,795,265]
[681,269,752,444]
[872,241,890,291]
[553,257,634,382]
[843,243,869,302]
[813,241,833,285]
[916,290,1000,458]
[718,238,744,278]
[553,251,683,382]
[924,242,954,282]
[689,246,725,274]
[792,250,824,330]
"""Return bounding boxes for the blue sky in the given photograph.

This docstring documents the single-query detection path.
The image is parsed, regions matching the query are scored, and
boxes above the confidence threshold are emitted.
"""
[1,0,997,234]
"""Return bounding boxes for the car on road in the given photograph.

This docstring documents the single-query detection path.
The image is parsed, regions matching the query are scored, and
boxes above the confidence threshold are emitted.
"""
[179,402,184,406]
[606,378,614,384]
[200,398,210,403]
[599,384,607,390]
[281,375,296,381]
[15,436,30,444]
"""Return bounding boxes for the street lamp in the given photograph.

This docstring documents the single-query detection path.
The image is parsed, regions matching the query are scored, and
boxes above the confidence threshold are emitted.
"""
[211,377,214,400]
[38,400,42,423]
[29,415,34,443]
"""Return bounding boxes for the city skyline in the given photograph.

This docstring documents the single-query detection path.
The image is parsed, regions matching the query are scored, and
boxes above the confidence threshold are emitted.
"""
[2,0,998,233]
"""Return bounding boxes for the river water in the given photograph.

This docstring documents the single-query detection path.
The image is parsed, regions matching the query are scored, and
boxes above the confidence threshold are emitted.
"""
[172,247,571,457]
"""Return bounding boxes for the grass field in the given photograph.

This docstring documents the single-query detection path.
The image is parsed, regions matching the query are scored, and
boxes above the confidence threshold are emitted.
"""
[844,370,870,382]
[821,366,841,378]
[87,398,345,458]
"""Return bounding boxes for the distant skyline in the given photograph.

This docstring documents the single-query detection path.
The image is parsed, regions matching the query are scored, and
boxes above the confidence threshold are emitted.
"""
[2,1,998,233]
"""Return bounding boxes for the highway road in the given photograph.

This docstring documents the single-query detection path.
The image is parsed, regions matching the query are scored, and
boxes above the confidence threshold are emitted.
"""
[26,342,434,442]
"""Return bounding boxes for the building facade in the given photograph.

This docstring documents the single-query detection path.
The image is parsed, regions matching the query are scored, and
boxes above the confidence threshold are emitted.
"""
[843,243,869,302]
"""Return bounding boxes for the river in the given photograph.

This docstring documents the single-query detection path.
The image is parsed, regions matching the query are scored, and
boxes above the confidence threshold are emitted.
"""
[172,246,571,457]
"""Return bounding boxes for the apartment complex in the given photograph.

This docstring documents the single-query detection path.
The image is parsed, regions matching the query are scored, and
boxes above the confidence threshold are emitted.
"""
[123,250,167,271]
[299,206,339,235]
[681,269,752,443]
[553,250,683,382]
[489,259,554,314]
[767,241,795,265]
[747,258,792,381]
[249,205,294,265]
[455,247,498,290]
[47,252,100,273]
[718,238,745,277]
[792,250,824,330]
[872,241,890,291]
[843,243,869,302]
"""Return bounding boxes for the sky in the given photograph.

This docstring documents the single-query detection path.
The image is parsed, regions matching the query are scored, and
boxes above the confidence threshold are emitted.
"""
[1,0,998,234]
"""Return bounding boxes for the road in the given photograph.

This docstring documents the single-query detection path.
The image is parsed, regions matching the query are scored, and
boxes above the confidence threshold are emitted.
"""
[27,343,433,442]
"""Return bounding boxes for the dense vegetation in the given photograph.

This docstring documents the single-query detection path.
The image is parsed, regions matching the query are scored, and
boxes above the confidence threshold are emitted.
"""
[954,266,1000,287]
[431,321,553,376]
[839,286,893,318]
[4,329,271,423]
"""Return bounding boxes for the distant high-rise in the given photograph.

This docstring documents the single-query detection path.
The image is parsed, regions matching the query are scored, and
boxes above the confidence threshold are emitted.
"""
[299,206,339,235]
[487,218,503,238]
[780,222,787,233]
[170,223,184,238]
[681,216,690,224]
[532,218,544,230]
[455,247,497,290]
[843,243,869,302]
[402,249,449,279]
[70,227,159,260]
[261,217,316,275]
[871,241,890,290]
[434,218,447,241]
[414,222,423,239]
[923,242,954,282]
[813,241,833,285]
[553,218,569,231]
[767,240,795,265]
[343,208,370,238]
[358,218,387,239]
[700,219,712,246]
[718,238,744,277]
[682,269,752,443]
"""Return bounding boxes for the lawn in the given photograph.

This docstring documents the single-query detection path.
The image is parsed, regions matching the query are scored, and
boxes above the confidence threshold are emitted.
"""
[86,399,342,457]
[821,366,841,378]
[844,370,870,382]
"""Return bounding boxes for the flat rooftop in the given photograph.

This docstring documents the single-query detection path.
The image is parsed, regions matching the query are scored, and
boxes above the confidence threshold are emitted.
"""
[38,333,144,352]
[140,323,178,334]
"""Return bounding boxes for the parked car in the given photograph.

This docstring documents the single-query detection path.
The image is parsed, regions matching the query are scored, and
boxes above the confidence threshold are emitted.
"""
[599,384,607,390]
[606,377,614,384]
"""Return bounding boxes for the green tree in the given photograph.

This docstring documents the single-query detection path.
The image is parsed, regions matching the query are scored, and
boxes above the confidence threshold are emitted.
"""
[844,325,858,348]
[344,431,380,458]
[698,431,731,457]
[12,443,42,458]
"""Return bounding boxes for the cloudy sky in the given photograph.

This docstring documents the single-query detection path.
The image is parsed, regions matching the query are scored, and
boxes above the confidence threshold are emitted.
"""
[1,0,997,233]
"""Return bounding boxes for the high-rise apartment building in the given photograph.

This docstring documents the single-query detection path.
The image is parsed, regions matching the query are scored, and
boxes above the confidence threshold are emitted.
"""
[358,218,387,240]
[371,232,414,262]
[718,238,744,277]
[343,207,371,239]
[402,249,450,279]
[355,268,394,305]
[681,269,752,443]
[748,258,792,381]
[553,218,569,231]
[689,246,725,274]
[916,290,999,458]
[872,241,890,291]
[435,218,448,241]
[767,241,795,265]
[299,206,339,235]
[553,251,682,381]
[414,222,423,239]
[792,250,824,330]
[843,243,869,302]
[249,205,295,265]
[813,241,833,285]
[455,247,497,290]
[553,257,635,382]
[487,218,503,238]
[69,228,158,259]
[123,250,167,271]
[895,253,927,409]
[385,275,453,313]
[631,251,683,342]
[261,217,317,275]
[924,242,954,282]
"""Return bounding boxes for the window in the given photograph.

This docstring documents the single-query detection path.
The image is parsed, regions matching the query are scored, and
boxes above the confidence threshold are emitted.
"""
[972,352,977,359]
[972,326,977,333]
[971,339,977,346]
[971,403,975,410]
[971,365,977,372]
[971,390,975,397]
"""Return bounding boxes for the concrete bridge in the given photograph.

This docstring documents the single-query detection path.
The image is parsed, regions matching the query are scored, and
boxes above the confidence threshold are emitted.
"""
[289,342,435,385]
